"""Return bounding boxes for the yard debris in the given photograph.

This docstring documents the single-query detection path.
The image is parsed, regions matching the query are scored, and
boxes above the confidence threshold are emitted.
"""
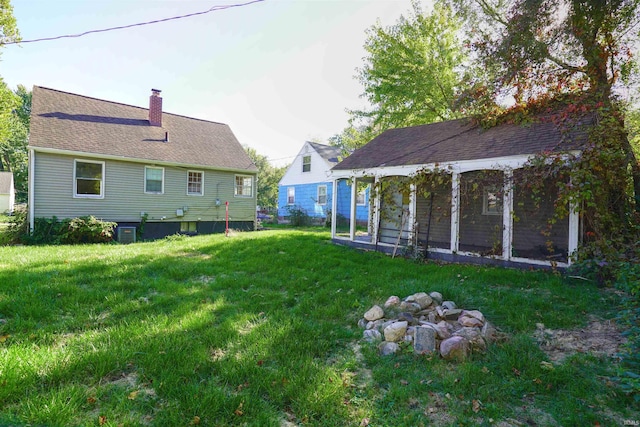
[359,292,500,359]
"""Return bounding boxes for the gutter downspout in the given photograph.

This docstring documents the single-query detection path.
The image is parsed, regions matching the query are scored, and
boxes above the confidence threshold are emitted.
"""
[28,149,35,233]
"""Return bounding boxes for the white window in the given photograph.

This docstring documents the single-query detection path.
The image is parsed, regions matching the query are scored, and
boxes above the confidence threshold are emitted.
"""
[317,185,327,205]
[302,155,311,173]
[287,187,295,205]
[235,175,253,197]
[187,170,203,196]
[74,159,104,198]
[356,185,368,206]
[483,187,503,215]
[145,166,164,194]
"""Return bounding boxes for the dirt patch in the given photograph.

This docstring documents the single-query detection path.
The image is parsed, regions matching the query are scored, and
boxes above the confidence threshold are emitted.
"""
[533,316,626,363]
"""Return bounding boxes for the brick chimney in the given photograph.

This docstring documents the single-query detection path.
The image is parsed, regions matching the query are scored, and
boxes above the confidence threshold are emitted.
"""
[149,89,162,127]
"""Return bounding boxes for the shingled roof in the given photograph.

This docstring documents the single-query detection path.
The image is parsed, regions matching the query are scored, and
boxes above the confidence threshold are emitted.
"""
[307,141,342,164]
[333,116,592,171]
[30,86,257,172]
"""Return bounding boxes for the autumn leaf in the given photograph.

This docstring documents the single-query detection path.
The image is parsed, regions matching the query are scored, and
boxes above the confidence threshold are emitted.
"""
[360,418,370,426]
[0,334,10,343]
[98,415,107,426]
[234,401,244,416]
[87,396,97,404]
[512,367,521,377]
[191,415,201,425]
[472,399,481,413]
[128,390,139,400]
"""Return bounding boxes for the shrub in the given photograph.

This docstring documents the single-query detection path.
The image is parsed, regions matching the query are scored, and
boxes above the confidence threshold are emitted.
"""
[61,216,116,244]
[286,205,310,226]
[2,213,117,245]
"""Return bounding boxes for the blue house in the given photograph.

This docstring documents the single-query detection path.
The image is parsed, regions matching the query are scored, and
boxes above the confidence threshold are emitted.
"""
[278,141,369,223]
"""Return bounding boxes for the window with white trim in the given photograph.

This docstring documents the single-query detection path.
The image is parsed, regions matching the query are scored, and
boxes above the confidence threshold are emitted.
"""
[482,187,503,215]
[317,185,327,205]
[180,221,197,233]
[187,171,203,196]
[145,166,164,194]
[356,184,369,206]
[302,155,311,173]
[235,175,253,197]
[287,187,295,204]
[74,159,104,198]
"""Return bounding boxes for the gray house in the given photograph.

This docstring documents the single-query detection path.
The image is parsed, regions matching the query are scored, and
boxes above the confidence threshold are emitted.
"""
[0,171,15,214]
[330,115,593,268]
[28,86,257,240]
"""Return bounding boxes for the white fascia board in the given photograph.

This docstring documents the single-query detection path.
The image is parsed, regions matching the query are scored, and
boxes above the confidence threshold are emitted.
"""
[29,146,257,175]
[330,151,582,179]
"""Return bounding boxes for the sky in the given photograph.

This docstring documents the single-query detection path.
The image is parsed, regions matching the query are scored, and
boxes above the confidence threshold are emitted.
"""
[1,0,419,166]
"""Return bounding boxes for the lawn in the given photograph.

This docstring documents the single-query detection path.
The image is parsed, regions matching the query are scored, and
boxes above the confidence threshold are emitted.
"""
[0,229,636,426]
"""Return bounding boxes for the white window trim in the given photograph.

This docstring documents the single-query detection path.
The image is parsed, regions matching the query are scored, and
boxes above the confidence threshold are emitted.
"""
[234,174,253,198]
[145,166,165,195]
[317,185,327,205]
[482,187,503,216]
[287,187,295,205]
[73,159,105,199]
[187,170,204,196]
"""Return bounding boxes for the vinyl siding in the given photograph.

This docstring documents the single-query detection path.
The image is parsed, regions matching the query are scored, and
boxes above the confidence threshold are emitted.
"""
[278,180,369,221]
[33,152,256,224]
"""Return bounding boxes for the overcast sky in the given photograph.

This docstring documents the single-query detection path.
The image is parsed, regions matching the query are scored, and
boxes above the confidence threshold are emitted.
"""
[2,0,419,166]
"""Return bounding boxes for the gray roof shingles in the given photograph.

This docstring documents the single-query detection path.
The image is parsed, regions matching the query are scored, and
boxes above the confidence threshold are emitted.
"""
[307,141,342,164]
[333,116,591,171]
[29,86,257,172]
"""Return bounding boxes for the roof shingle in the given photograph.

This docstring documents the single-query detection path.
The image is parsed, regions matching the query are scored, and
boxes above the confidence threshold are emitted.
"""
[30,86,257,172]
[333,116,592,171]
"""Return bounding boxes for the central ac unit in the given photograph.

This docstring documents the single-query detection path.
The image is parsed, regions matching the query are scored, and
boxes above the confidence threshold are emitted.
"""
[117,226,136,244]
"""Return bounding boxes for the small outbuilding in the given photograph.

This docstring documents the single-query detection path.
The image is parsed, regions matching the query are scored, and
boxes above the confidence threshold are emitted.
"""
[330,115,594,268]
[0,171,15,214]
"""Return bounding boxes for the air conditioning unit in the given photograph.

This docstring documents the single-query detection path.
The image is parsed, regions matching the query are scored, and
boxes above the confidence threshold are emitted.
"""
[117,226,136,244]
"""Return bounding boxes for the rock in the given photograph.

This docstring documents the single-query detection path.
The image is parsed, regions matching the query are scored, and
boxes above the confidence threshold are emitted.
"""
[443,308,463,321]
[412,292,433,309]
[399,301,422,313]
[454,327,486,351]
[378,341,400,356]
[440,336,469,361]
[481,321,498,342]
[414,326,437,354]
[403,334,413,343]
[458,316,484,328]
[429,291,443,304]
[384,321,408,342]
[462,310,485,323]
[364,305,384,321]
[398,312,418,325]
[427,311,437,324]
[357,318,368,329]
[363,329,382,343]
[384,296,401,307]
[435,321,452,339]
[442,301,457,310]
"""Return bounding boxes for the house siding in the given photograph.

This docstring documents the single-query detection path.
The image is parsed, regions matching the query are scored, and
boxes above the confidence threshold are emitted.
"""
[33,152,256,226]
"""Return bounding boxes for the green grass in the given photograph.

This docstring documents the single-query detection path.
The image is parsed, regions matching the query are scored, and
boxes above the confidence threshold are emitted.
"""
[0,230,636,426]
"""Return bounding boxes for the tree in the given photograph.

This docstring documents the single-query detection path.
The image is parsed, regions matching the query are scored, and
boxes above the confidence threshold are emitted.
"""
[0,0,19,48]
[0,85,30,202]
[244,146,287,211]
[351,0,465,135]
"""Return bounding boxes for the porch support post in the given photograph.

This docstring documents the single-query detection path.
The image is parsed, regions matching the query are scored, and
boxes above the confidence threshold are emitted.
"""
[372,176,381,244]
[450,172,460,252]
[408,183,416,245]
[331,179,338,238]
[350,177,357,241]
[568,202,579,265]
[502,170,514,260]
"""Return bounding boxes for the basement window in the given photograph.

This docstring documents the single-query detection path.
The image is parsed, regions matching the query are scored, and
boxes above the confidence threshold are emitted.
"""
[180,221,197,233]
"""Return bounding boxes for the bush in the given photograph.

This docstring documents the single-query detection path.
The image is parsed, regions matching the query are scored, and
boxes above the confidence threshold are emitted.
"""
[286,205,310,227]
[2,213,116,245]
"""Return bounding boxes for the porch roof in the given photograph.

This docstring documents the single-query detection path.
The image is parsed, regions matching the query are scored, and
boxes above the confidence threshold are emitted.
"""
[332,115,593,171]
